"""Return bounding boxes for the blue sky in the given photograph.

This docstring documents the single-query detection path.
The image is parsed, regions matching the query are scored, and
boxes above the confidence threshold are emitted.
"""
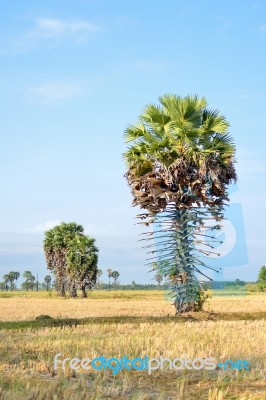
[0,0,265,284]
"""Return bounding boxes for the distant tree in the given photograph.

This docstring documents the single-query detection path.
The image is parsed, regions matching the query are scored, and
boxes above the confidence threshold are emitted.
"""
[234,279,245,286]
[107,269,113,289]
[66,234,98,298]
[257,266,266,291]
[43,222,85,297]
[0,282,5,291]
[23,271,35,291]
[13,272,20,290]
[3,274,10,291]
[111,271,120,287]
[9,272,17,290]
[97,269,102,288]
[258,266,266,282]
[44,275,52,291]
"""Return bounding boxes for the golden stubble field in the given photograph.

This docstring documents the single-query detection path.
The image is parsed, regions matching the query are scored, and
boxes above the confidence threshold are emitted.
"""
[0,290,266,320]
[0,291,265,400]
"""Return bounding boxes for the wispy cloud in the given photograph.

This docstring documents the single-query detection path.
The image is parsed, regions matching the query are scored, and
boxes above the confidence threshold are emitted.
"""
[25,79,88,105]
[28,18,99,41]
[1,17,100,54]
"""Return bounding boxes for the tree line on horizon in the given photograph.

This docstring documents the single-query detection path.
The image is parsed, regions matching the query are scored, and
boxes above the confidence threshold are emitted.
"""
[1,268,265,292]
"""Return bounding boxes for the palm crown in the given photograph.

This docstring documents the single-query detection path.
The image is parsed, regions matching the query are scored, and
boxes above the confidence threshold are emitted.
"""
[124,94,237,213]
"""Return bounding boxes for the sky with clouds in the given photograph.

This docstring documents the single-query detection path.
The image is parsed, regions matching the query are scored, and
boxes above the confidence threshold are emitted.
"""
[0,0,265,284]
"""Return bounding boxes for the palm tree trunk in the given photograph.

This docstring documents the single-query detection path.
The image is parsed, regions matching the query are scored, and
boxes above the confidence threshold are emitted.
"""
[81,284,87,298]
[69,279,77,298]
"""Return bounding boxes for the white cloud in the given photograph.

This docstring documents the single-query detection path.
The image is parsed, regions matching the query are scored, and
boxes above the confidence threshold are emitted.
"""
[30,220,61,233]
[3,17,100,54]
[28,18,99,41]
[26,80,85,104]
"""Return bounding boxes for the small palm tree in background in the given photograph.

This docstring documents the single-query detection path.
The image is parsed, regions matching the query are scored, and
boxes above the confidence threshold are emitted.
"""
[111,271,120,288]
[3,274,10,291]
[7,272,16,291]
[44,275,52,291]
[13,272,20,290]
[124,94,236,313]
[97,269,102,288]
[107,268,113,290]
[23,271,35,291]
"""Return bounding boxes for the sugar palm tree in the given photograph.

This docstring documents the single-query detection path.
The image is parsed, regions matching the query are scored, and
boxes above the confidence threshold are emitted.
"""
[124,94,236,313]
[111,271,120,287]
[66,235,98,298]
[23,271,35,291]
[97,269,102,288]
[8,272,16,291]
[44,275,52,291]
[13,272,20,290]
[3,274,10,291]
[107,268,112,290]
[43,222,84,296]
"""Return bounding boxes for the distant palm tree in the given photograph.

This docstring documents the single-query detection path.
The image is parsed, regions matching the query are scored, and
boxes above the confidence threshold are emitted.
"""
[44,275,52,291]
[8,272,16,291]
[111,271,120,287]
[97,269,102,288]
[66,234,98,298]
[107,269,112,290]
[43,222,84,297]
[13,272,20,290]
[3,274,10,291]
[23,271,35,291]
[124,94,236,313]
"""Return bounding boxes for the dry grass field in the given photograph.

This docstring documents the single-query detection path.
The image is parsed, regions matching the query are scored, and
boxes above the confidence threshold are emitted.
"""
[0,291,265,399]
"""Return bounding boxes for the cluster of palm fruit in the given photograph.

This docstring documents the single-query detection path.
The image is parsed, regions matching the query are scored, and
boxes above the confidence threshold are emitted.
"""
[124,94,237,313]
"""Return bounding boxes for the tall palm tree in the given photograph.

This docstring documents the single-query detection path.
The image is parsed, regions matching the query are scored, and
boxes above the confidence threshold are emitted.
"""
[124,94,236,313]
